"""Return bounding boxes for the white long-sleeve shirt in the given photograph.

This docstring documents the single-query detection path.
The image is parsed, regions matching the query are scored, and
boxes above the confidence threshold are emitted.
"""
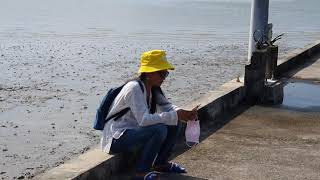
[100,81,179,153]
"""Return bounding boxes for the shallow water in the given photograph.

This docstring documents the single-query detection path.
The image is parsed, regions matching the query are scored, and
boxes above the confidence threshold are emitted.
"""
[0,0,319,45]
[282,81,320,112]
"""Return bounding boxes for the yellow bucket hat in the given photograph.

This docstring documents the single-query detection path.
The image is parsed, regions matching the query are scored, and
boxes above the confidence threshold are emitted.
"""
[138,50,175,73]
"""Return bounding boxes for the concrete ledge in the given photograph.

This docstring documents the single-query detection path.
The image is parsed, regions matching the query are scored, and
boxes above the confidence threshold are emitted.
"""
[37,79,245,180]
[187,79,245,125]
[275,40,320,77]
[38,148,115,180]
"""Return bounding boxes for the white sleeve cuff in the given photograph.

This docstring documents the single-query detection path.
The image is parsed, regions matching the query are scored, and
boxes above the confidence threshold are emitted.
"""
[166,110,179,126]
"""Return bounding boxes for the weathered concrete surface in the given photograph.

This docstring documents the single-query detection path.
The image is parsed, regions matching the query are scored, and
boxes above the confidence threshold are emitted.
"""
[288,56,320,81]
[38,148,113,180]
[169,105,320,180]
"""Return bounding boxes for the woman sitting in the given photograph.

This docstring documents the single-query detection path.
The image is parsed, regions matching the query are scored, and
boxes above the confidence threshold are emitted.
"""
[101,50,198,180]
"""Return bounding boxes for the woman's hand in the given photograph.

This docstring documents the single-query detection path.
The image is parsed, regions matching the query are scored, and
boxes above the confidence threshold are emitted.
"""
[177,108,198,122]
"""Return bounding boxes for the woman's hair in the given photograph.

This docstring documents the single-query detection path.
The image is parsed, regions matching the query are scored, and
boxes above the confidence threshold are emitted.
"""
[126,73,147,83]
[139,73,147,82]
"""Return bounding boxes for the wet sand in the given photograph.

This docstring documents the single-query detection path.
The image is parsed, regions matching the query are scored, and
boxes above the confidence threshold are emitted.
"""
[0,36,297,179]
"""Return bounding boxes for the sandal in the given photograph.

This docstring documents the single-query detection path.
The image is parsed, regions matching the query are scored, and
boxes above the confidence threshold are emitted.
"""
[153,162,186,174]
[132,171,160,180]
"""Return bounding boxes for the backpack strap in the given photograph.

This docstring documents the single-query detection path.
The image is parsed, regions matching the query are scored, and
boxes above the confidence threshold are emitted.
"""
[107,80,144,121]
[150,86,164,114]
[137,80,144,93]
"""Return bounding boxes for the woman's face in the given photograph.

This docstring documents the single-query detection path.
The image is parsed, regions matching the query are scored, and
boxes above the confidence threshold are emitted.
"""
[147,70,169,87]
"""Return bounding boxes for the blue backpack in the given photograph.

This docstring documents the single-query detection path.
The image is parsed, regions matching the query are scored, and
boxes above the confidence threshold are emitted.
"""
[93,80,144,130]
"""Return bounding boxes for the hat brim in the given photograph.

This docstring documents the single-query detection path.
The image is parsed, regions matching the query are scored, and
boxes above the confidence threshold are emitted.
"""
[138,62,175,73]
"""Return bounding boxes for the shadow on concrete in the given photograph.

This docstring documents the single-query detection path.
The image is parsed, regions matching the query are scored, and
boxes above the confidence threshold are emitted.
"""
[110,173,209,180]
[171,103,251,159]
[161,173,208,180]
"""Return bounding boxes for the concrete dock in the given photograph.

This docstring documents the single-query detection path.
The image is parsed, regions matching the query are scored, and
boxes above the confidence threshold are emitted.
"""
[37,42,320,180]
[160,56,320,179]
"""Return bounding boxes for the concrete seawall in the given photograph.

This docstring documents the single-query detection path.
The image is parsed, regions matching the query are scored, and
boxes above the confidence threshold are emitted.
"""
[38,40,320,180]
[275,40,320,78]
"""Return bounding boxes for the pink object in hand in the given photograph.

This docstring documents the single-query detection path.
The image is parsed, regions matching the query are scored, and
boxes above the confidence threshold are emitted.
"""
[185,120,200,147]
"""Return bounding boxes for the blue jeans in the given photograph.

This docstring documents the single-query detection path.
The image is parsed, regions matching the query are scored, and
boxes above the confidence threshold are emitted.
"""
[110,123,182,172]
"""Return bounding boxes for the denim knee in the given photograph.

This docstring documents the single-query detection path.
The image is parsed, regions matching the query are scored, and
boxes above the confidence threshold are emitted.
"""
[152,124,168,143]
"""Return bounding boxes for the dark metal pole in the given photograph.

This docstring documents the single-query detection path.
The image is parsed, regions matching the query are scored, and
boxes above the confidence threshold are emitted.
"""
[248,0,269,62]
